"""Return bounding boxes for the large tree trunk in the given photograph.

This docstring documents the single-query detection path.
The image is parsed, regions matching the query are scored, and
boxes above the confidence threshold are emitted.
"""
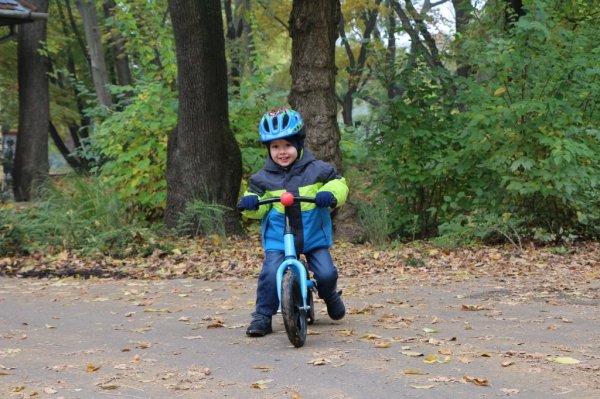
[288,0,364,242]
[13,0,50,201]
[166,0,242,235]
[288,0,342,171]
[75,0,112,107]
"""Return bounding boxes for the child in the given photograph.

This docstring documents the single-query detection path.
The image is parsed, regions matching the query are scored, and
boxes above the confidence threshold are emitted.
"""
[238,108,349,337]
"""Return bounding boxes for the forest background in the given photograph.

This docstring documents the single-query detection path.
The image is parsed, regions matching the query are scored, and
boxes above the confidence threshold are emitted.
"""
[0,0,599,260]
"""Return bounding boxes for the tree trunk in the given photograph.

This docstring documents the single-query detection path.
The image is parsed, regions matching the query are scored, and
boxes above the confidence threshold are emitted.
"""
[75,0,112,107]
[452,0,474,77]
[337,2,380,127]
[166,0,242,236]
[288,0,342,171]
[505,0,526,27]
[103,0,133,89]
[288,0,364,243]
[13,0,50,201]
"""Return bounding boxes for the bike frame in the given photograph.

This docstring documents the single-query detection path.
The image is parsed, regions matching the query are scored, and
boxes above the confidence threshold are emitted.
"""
[275,213,316,313]
[255,195,317,314]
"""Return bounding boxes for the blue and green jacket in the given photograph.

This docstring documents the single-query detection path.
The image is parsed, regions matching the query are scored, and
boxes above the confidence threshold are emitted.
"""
[242,149,349,253]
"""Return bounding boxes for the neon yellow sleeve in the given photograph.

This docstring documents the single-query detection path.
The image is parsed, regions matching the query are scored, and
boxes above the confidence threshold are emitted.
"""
[320,177,349,208]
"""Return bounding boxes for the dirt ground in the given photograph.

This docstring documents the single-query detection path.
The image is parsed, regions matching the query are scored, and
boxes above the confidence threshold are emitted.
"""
[1,267,599,399]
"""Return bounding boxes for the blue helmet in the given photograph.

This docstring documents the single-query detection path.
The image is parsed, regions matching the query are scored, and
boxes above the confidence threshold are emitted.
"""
[258,108,304,143]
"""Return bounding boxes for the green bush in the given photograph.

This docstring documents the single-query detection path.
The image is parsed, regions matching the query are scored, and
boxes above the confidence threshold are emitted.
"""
[0,176,166,257]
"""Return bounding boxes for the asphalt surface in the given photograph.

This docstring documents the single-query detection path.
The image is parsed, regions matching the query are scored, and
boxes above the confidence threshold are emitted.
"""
[1,275,599,399]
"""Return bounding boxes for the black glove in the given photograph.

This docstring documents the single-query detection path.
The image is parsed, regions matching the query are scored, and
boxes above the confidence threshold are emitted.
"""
[315,191,336,208]
[237,195,259,211]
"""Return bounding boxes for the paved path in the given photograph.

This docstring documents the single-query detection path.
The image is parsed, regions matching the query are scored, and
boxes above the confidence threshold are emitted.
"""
[0,275,599,398]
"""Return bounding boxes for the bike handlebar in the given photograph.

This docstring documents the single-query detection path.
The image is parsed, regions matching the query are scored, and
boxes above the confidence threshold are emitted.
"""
[257,195,316,206]
[237,192,336,210]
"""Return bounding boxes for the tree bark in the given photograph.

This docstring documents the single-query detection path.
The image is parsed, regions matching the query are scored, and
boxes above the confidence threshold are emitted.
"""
[103,0,133,89]
[75,0,112,107]
[166,0,242,235]
[288,0,342,171]
[452,0,474,77]
[13,0,50,201]
[289,0,364,243]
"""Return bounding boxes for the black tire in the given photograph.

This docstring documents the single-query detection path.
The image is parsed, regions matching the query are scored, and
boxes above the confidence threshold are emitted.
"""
[306,288,315,325]
[281,269,307,347]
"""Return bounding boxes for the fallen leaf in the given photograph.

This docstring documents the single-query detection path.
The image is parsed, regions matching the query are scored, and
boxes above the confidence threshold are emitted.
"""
[423,355,451,364]
[375,341,391,349]
[549,356,580,365]
[403,370,428,375]
[307,358,331,366]
[462,304,486,311]
[292,392,303,399]
[251,379,272,389]
[183,335,204,340]
[86,364,100,372]
[422,328,439,334]
[463,376,489,386]
[144,308,171,313]
[410,384,435,389]
[98,385,120,390]
[44,387,58,394]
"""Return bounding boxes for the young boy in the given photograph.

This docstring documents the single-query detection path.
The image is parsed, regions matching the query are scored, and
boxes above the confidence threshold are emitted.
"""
[238,108,349,337]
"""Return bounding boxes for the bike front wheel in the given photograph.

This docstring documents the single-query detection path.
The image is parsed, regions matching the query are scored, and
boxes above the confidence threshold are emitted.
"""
[281,269,307,347]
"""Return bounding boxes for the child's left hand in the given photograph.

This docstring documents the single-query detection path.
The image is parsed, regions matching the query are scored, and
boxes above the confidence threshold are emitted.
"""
[315,191,336,208]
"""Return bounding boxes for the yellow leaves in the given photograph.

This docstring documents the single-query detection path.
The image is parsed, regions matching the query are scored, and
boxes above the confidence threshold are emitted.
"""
[251,379,272,389]
[411,384,435,389]
[403,369,428,375]
[494,87,507,96]
[548,356,581,365]
[375,341,391,349]
[423,354,451,364]
[86,364,101,372]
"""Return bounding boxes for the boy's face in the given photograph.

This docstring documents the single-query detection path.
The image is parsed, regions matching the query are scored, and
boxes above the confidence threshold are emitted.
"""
[269,138,298,168]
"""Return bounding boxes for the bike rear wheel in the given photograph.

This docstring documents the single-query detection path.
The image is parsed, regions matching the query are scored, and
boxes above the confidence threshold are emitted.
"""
[281,269,307,347]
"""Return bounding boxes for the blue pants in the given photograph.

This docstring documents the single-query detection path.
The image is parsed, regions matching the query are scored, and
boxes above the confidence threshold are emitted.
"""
[254,247,339,317]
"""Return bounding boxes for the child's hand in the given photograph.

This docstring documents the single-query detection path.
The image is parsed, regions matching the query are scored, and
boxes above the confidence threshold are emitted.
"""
[238,195,260,211]
[315,191,336,208]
